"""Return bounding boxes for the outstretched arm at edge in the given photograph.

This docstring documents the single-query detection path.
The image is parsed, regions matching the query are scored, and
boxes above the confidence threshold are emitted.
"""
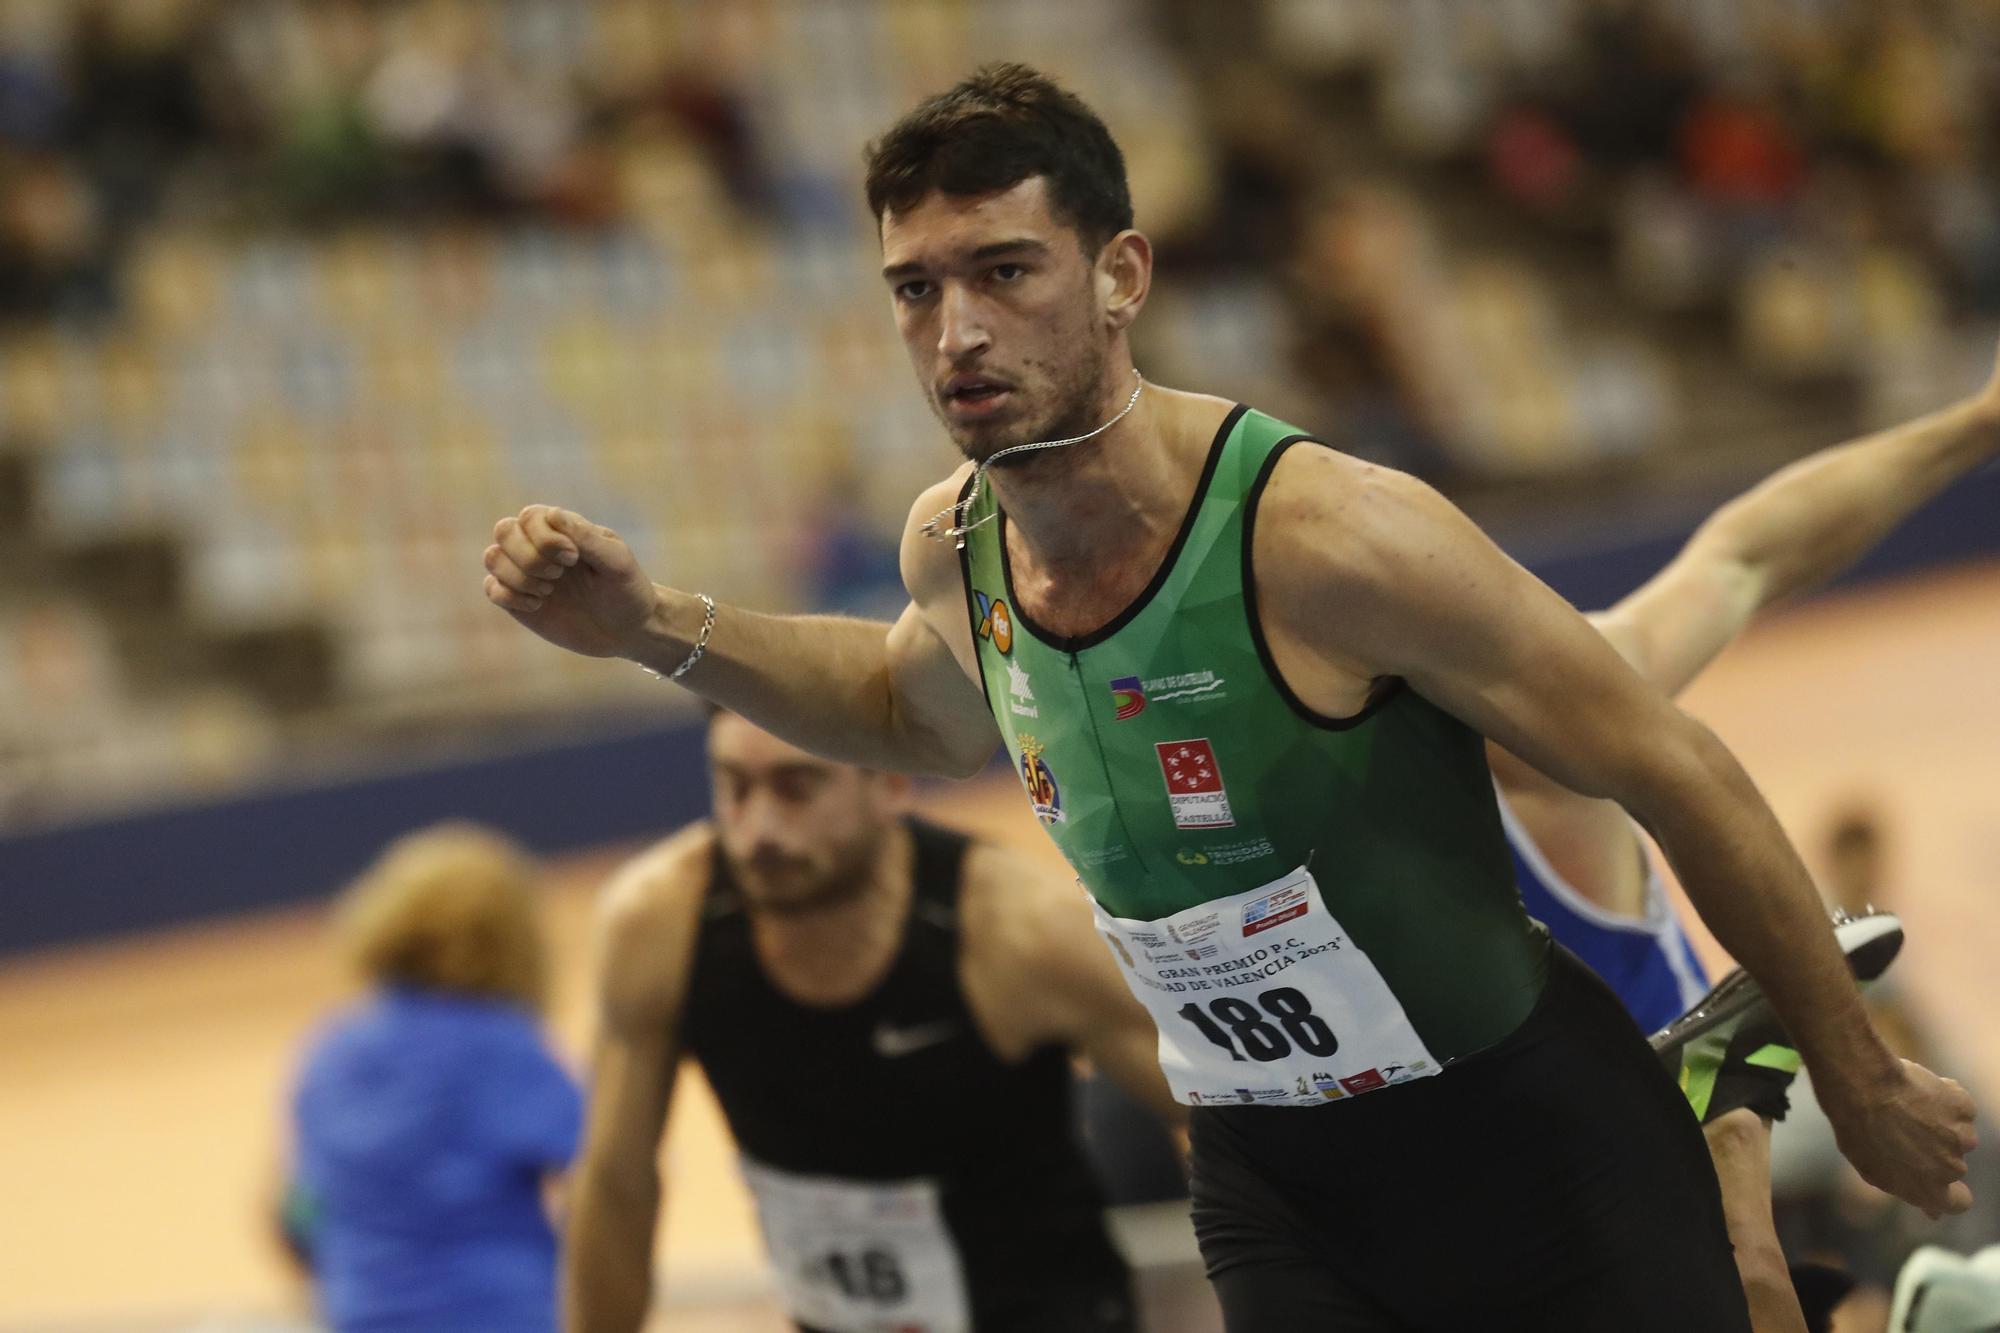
[486,474,1001,778]
[1597,366,2000,700]
[1489,346,2000,899]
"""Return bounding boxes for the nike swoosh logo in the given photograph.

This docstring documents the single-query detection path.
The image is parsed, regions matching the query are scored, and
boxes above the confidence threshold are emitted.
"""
[872,1020,957,1058]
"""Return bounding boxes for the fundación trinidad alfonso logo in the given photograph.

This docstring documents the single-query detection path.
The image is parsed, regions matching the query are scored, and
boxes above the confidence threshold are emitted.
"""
[973,590,1013,654]
[1018,735,1064,824]
[1109,676,1147,720]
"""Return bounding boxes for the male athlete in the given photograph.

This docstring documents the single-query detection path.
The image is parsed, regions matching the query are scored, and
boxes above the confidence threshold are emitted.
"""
[1492,354,2000,1332]
[565,707,1180,1333]
[484,66,1975,1329]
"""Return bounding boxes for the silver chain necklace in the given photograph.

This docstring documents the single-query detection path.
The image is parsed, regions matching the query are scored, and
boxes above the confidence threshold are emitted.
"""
[921,371,1146,549]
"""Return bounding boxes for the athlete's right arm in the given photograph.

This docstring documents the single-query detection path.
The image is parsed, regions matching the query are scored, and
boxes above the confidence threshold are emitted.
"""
[564,834,708,1333]
[1486,348,2000,899]
[482,477,1001,778]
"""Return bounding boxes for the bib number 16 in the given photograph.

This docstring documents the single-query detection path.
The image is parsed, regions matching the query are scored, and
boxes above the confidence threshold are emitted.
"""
[1176,986,1337,1062]
[806,1247,906,1304]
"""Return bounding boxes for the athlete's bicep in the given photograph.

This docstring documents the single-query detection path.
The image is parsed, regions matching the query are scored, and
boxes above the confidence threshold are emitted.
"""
[579,852,703,1169]
[1311,469,1688,809]
[1072,990,1182,1128]
[973,858,1183,1126]
[883,599,1002,777]
[1490,559,1745,803]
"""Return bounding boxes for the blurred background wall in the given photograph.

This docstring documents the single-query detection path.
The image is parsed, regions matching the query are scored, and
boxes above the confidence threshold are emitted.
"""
[1,0,1997,1329]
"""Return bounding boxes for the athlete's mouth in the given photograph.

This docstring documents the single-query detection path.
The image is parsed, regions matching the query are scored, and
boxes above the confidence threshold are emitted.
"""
[941,374,1015,416]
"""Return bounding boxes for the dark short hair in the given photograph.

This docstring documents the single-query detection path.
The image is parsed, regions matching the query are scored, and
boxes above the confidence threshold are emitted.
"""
[864,63,1133,254]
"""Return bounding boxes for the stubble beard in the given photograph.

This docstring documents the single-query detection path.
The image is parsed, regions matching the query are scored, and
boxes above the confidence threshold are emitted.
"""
[938,325,1111,468]
[735,823,887,919]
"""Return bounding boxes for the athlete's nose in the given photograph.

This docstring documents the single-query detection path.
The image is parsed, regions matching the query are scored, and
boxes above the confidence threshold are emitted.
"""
[727,781,790,850]
[937,283,991,365]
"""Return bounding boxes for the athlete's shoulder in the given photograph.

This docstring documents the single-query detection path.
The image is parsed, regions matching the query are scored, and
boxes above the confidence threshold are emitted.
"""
[899,463,979,603]
[598,823,714,925]
[592,824,714,1019]
[1257,447,1480,598]
[956,837,1150,1061]
[956,841,1100,985]
[952,839,1094,1057]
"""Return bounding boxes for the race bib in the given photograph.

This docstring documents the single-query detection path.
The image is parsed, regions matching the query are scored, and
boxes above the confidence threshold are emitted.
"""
[1092,866,1440,1107]
[740,1157,969,1333]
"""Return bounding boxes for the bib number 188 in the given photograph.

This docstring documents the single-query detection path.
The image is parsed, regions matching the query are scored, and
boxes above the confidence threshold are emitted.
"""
[1176,986,1337,1062]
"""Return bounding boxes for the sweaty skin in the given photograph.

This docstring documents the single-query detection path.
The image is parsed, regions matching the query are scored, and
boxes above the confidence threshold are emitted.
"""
[484,175,1976,1223]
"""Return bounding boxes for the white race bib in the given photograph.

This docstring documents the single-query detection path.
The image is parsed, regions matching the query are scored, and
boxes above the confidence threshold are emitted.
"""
[1092,866,1440,1107]
[740,1157,970,1333]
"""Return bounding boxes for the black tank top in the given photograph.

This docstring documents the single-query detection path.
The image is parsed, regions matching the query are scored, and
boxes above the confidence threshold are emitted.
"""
[682,819,1130,1327]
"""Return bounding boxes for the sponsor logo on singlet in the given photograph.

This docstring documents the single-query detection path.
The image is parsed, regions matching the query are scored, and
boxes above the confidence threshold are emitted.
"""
[1176,840,1280,870]
[1144,669,1227,704]
[1018,735,1064,824]
[1110,676,1146,720]
[973,590,1013,654]
[1006,659,1037,718]
[871,1020,958,1058]
[1156,739,1235,829]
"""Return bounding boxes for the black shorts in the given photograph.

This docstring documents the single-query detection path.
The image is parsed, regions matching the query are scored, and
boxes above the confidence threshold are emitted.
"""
[1189,945,1753,1332]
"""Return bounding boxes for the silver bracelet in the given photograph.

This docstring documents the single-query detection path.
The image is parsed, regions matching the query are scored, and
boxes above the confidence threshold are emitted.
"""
[646,592,715,682]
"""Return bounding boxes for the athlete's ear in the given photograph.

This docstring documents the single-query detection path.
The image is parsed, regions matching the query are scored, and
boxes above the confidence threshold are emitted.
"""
[1096,230,1151,333]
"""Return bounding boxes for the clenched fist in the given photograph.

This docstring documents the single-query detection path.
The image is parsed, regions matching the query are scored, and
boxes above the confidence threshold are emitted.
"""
[1827,1058,1978,1219]
[483,505,659,659]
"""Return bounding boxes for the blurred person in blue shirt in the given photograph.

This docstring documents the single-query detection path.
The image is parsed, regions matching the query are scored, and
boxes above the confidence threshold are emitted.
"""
[284,823,583,1333]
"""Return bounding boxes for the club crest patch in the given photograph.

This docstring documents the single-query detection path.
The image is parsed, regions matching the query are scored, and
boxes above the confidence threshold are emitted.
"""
[1018,735,1064,824]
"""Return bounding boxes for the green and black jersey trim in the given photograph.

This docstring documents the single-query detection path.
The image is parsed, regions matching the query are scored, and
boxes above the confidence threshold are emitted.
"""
[999,403,1250,654]
[1241,434,1408,732]
[953,467,995,712]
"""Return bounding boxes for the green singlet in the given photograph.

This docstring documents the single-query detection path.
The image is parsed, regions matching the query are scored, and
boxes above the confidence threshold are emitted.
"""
[957,404,1549,1063]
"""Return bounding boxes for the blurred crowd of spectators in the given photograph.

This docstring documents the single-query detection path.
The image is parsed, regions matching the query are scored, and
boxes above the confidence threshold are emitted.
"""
[1157,0,2000,479]
[0,0,777,324]
[3,0,1999,826]
[0,0,1209,823]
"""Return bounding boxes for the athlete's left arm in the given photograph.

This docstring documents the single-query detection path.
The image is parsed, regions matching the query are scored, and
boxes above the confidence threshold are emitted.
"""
[957,845,1185,1129]
[1259,449,1974,1217]
[1595,354,2000,699]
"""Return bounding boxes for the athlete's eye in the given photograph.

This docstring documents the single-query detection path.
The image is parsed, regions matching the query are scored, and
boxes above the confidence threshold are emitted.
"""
[770,769,831,803]
[991,263,1027,283]
[894,280,934,302]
